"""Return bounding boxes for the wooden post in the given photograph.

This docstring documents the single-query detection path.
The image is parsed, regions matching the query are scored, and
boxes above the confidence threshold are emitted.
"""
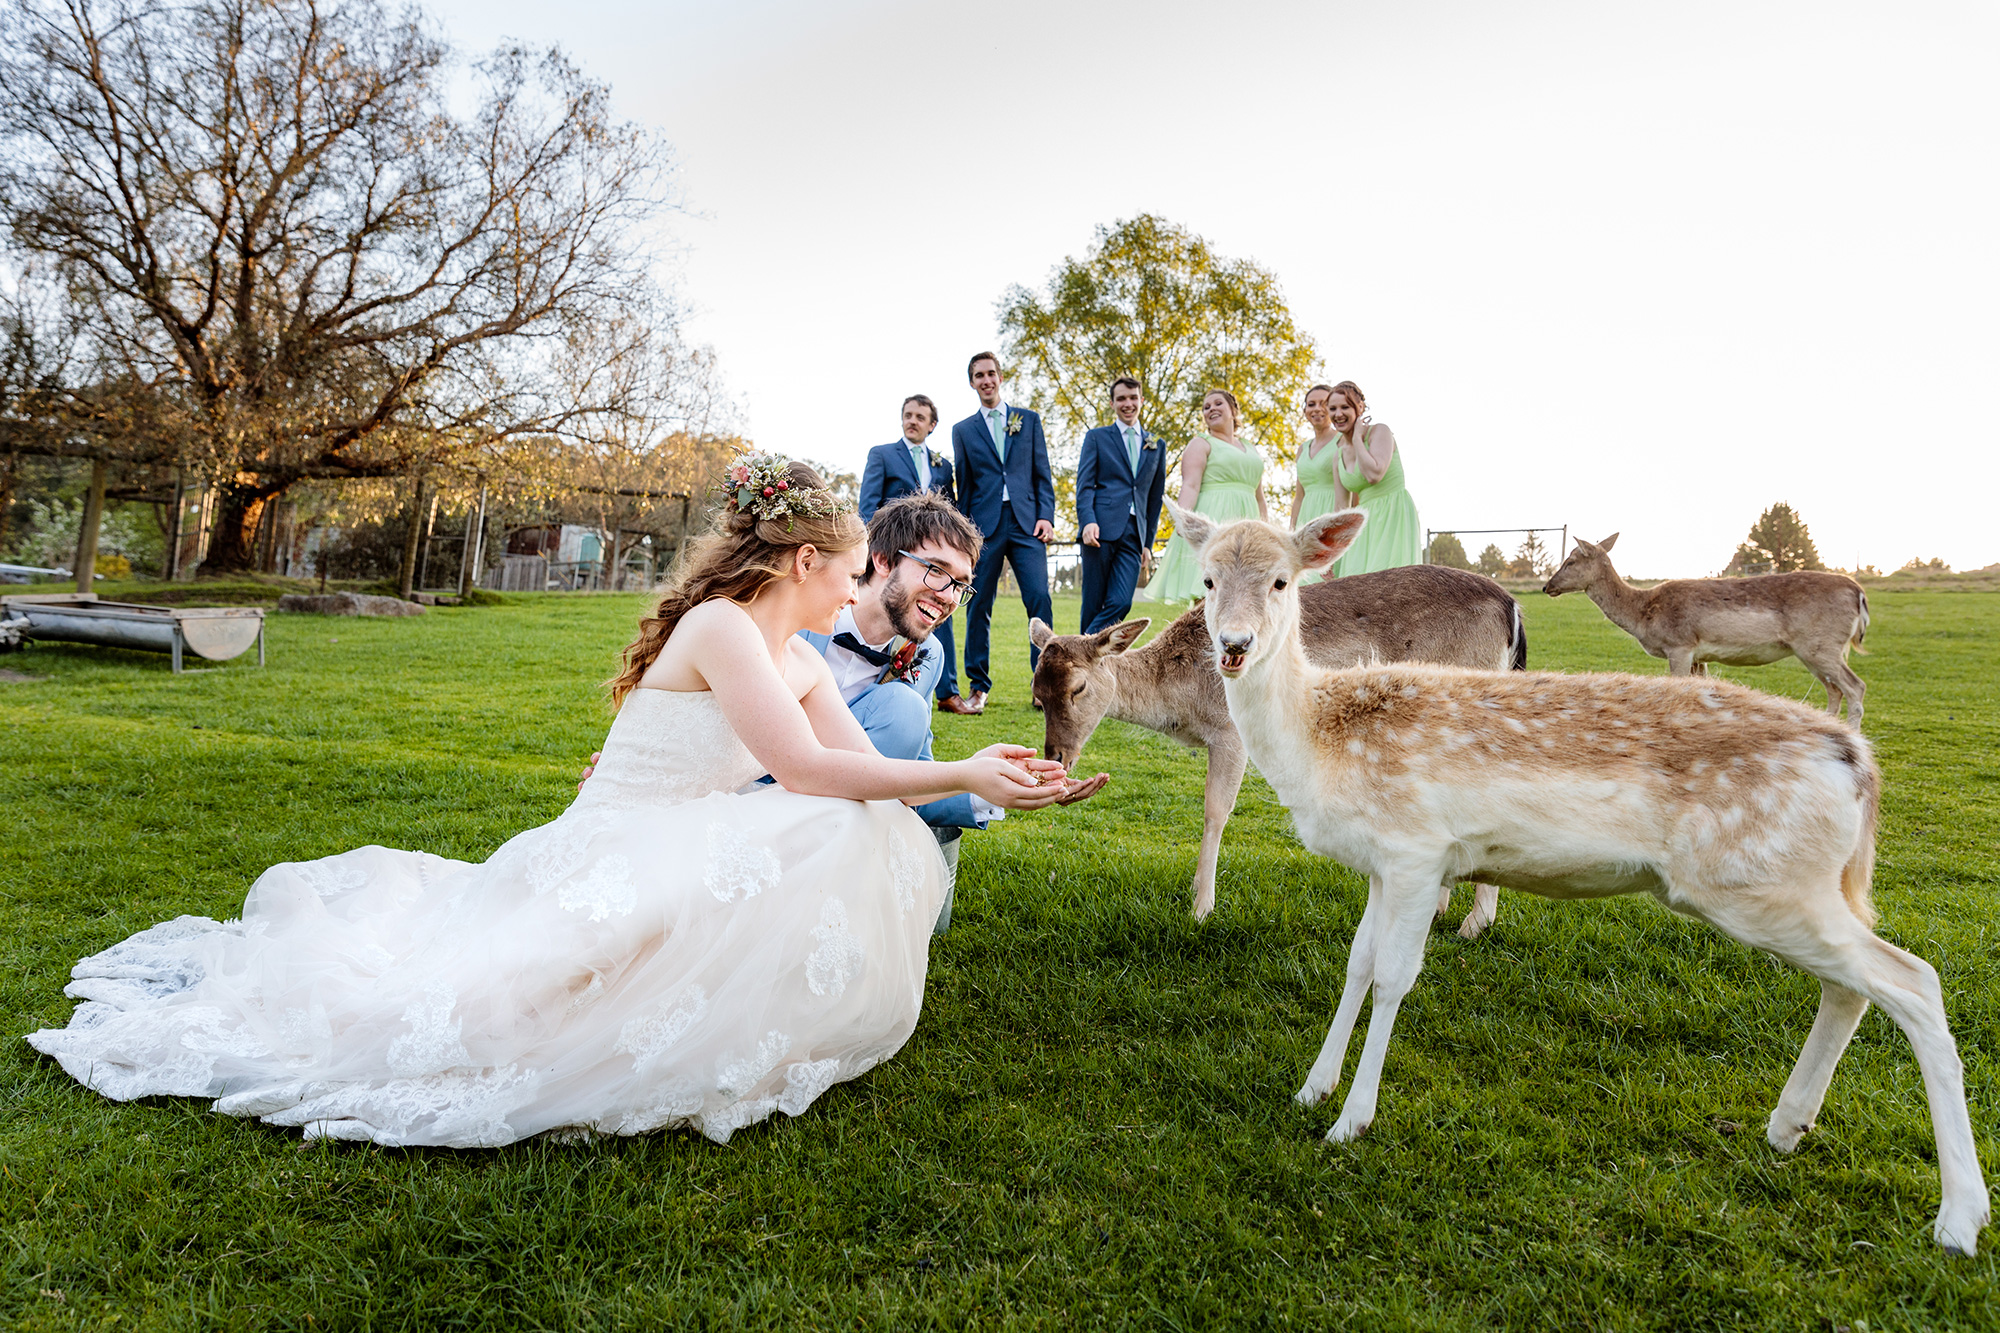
[74,457,107,593]
[396,474,427,601]
[458,484,487,598]
[164,469,186,582]
[415,488,440,592]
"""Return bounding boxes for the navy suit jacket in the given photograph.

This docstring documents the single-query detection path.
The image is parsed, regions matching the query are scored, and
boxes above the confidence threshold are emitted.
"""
[858,440,955,520]
[951,406,1053,539]
[1076,423,1167,547]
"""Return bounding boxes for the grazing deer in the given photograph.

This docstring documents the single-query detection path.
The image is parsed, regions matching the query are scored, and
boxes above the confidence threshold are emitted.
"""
[1028,565,1524,928]
[1171,501,1987,1256]
[1544,534,1870,725]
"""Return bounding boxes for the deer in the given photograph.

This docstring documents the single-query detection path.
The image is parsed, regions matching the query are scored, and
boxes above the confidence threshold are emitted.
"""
[1544,534,1870,725]
[1028,564,1524,929]
[1169,500,1988,1256]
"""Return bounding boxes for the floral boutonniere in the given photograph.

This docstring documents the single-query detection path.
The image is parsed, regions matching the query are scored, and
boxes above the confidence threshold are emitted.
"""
[1141,432,1160,451]
[1005,411,1024,437]
[878,637,924,685]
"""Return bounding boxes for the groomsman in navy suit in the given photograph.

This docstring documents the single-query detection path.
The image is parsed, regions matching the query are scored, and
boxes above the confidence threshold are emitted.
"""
[1076,376,1166,634]
[858,394,967,712]
[951,351,1054,713]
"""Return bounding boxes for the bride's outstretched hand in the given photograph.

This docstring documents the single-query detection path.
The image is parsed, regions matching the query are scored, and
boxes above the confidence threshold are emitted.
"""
[996,748,1110,806]
[957,744,1070,810]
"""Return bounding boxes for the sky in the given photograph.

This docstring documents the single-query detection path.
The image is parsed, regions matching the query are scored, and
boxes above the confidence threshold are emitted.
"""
[428,0,1998,577]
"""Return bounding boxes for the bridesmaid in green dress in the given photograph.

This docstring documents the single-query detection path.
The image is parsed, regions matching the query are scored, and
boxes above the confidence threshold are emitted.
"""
[1148,389,1268,603]
[1321,381,1422,578]
[1288,383,1344,583]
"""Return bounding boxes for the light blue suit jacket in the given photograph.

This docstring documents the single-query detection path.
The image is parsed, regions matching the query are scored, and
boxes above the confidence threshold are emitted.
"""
[797,628,981,831]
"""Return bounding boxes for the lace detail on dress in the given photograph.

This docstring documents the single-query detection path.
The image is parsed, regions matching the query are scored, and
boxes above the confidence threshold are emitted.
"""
[386,980,470,1076]
[572,690,765,813]
[887,826,925,917]
[704,818,782,904]
[559,854,637,922]
[716,1029,793,1099]
[806,899,865,999]
[614,986,710,1073]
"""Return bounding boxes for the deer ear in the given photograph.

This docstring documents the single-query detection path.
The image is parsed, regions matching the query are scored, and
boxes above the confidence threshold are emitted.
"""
[1165,500,1215,551]
[1028,617,1056,650]
[1095,618,1149,656]
[1296,509,1367,573]
[1598,532,1619,553]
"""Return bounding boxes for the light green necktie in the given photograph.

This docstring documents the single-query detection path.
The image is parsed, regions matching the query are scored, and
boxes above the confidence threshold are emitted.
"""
[910,444,925,486]
[989,409,1006,463]
[1123,425,1139,474]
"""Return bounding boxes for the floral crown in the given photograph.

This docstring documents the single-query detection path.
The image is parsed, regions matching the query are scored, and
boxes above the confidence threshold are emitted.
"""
[720,452,845,527]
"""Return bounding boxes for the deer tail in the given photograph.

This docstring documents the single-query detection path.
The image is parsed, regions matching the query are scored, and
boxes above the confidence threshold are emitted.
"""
[1849,588,1870,656]
[1508,597,1528,671]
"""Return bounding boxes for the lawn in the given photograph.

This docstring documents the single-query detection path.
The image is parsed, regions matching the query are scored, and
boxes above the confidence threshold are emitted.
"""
[2,584,1997,1330]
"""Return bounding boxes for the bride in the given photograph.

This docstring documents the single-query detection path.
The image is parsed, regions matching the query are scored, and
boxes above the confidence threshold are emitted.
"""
[27,458,1071,1146]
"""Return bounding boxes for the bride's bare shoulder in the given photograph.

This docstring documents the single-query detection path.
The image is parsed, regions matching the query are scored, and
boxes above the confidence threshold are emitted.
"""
[675,598,756,634]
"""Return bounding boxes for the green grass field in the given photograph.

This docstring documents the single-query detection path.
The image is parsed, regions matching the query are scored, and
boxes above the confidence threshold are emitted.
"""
[3,585,1997,1330]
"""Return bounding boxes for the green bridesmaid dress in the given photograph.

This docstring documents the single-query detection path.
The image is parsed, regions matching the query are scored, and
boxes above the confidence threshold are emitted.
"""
[1329,424,1422,577]
[1291,437,1345,584]
[1149,435,1266,603]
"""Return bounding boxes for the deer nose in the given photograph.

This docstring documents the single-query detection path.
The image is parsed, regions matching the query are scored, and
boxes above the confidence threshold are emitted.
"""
[1219,632,1254,656]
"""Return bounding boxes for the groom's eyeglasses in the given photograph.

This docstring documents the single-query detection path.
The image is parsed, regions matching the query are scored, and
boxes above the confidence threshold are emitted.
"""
[898,551,976,606]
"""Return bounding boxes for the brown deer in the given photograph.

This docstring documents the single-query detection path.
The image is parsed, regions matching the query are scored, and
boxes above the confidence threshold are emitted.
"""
[1168,500,1987,1256]
[1029,564,1523,926]
[1544,534,1870,725]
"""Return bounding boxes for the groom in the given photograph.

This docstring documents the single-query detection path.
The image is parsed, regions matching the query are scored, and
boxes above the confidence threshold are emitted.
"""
[801,492,1105,930]
[1076,375,1166,634]
[951,351,1054,713]
[857,393,967,715]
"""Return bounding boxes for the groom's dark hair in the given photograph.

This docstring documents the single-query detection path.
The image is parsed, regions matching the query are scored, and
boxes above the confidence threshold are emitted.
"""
[861,492,981,586]
[966,351,1000,382]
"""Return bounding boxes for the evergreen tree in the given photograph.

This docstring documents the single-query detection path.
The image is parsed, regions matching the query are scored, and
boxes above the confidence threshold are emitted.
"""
[1475,543,1507,578]
[1427,532,1471,569]
[1726,503,1823,574]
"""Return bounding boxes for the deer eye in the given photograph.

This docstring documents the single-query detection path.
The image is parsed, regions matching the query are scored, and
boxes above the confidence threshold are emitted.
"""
[1273,578,1288,591]
[1071,683,1086,697]
[1202,577,1214,590]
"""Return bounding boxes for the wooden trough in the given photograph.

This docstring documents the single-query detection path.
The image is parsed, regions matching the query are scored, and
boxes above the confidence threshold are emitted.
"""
[0,594,264,672]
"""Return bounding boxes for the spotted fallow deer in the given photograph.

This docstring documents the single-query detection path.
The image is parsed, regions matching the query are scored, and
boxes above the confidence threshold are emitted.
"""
[1028,565,1524,927]
[1544,534,1870,725]
[1170,501,1988,1256]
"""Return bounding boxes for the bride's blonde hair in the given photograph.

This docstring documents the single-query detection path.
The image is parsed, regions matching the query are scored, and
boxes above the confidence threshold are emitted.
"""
[607,460,865,707]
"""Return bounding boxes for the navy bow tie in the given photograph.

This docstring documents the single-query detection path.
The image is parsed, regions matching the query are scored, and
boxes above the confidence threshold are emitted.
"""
[832,632,894,667]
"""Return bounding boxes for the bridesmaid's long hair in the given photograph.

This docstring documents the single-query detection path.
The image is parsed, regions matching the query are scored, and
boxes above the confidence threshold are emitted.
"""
[607,461,865,708]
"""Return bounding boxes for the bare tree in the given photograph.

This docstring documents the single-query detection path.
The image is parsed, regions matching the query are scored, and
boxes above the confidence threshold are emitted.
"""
[0,0,671,571]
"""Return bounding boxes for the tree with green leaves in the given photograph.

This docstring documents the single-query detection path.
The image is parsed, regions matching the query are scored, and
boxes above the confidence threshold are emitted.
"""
[1427,532,1470,570]
[1475,544,1507,578]
[1725,503,1823,575]
[996,215,1322,473]
[1507,532,1553,579]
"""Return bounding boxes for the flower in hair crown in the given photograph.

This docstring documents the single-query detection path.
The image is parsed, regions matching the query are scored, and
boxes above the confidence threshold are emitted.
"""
[720,452,843,528]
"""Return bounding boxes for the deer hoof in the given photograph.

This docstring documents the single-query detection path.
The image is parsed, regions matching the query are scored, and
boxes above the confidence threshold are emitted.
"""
[1326,1113,1372,1144]
[1766,1119,1812,1153]
[1294,1082,1331,1108]
[1456,913,1489,941]
[1191,891,1215,922]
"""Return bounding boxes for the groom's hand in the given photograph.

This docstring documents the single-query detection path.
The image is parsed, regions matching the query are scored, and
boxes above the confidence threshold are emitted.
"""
[1054,771,1109,805]
[979,746,1107,808]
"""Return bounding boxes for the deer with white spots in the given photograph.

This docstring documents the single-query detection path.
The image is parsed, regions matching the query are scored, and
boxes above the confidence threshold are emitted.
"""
[1169,500,1988,1256]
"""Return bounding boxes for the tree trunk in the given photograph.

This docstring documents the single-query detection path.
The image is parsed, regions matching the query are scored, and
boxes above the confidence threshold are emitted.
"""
[164,470,187,581]
[396,475,428,600]
[203,477,287,573]
[74,458,107,593]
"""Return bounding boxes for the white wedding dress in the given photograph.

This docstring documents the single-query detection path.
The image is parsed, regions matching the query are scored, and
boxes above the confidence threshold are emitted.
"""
[27,689,946,1146]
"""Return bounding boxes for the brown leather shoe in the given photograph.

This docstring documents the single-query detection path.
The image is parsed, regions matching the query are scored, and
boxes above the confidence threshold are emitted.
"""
[937,693,980,716]
[964,690,988,714]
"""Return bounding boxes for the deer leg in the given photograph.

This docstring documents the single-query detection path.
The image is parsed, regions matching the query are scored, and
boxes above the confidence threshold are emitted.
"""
[1800,651,1866,726]
[1296,874,1383,1107]
[1327,873,1437,1143]
[1458,882,1501,939]
[1666,649,1696,676]
[1767,979,1869,1153]
[1191,740,1248,921]
[1703,890,1988,1255]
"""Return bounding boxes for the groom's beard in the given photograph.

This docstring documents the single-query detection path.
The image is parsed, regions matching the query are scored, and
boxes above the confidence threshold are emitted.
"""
[880,570,945,643]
